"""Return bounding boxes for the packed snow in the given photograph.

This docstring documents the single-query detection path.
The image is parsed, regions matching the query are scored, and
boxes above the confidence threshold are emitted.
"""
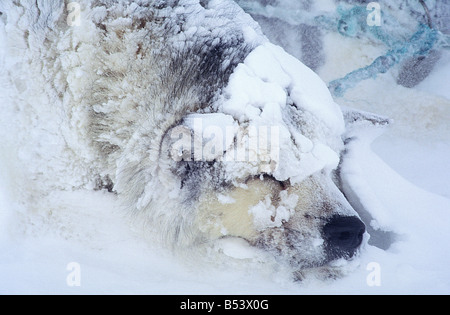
[218,42,345,184]
[1,0,450,294]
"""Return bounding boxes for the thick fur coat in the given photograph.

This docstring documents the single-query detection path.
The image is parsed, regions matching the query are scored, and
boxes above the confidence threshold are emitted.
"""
[0,0,368,277]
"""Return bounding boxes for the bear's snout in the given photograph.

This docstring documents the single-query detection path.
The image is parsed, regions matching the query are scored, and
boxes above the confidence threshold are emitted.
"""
[323,216,365,261]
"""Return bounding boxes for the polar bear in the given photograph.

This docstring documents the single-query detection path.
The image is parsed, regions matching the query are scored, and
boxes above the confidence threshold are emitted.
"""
[0,0,368,278]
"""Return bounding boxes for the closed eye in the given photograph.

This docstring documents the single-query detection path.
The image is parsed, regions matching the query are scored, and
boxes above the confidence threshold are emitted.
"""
[245,174,289,190]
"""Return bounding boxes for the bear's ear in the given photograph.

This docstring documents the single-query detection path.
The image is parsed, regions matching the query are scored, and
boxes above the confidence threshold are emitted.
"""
[341,107,392,143]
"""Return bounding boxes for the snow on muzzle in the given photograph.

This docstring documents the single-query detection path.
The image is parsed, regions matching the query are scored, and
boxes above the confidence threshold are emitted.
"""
[253,213,365,269]
[249,173,366,269]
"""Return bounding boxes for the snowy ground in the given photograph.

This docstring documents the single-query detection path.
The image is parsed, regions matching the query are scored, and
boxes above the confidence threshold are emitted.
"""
[1,6,450,295]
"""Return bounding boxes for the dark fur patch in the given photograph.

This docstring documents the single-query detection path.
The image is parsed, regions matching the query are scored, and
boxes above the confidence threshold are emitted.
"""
[94,174,115,192]
[174,160,231,204]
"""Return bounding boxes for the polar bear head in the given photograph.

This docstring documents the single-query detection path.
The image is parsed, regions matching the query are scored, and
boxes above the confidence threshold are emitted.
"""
[115,39,366,274]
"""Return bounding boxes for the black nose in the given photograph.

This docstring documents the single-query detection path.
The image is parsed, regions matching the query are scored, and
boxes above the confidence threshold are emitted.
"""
[323,216,365,260]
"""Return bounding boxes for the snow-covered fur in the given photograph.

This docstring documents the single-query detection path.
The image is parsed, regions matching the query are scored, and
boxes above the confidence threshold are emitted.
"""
[0,0,366,278]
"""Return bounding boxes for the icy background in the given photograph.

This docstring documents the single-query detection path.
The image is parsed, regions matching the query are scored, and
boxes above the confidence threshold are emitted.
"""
[1,0,449,294]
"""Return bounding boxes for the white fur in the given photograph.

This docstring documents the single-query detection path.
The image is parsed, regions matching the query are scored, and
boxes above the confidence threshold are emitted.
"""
[0,0,364,277]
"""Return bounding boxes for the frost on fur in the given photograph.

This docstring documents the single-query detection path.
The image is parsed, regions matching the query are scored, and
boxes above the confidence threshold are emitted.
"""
[0,0,368,279]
